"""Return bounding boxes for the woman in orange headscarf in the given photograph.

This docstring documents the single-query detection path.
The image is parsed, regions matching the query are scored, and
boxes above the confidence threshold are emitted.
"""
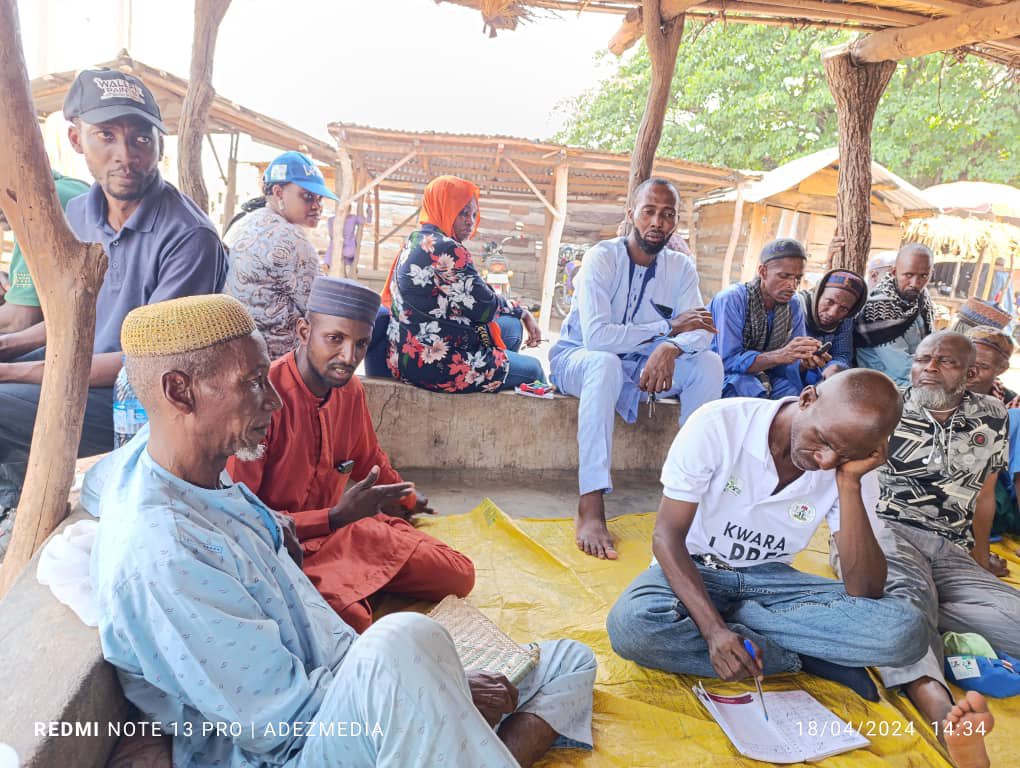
[373,175,544,393]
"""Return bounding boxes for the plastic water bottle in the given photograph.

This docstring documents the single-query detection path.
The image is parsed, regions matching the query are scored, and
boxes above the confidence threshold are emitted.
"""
[113,360,147,448]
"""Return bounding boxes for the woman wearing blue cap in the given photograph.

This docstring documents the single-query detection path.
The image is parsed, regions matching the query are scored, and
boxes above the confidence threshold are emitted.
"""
[224,151,338,360]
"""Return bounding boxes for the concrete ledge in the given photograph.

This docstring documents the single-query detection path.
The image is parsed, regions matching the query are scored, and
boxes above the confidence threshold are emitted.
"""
[0,510,128,768]
[363,375,680,475]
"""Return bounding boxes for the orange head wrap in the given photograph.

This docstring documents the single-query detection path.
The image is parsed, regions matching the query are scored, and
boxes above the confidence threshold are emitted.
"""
[381,176,481,307]
[419,175,480,239]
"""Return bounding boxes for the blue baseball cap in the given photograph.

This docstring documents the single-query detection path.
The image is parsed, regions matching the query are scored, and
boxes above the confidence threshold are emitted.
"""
[263,151,338,201]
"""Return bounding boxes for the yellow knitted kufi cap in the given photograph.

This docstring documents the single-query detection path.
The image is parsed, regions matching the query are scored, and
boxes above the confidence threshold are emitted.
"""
[121,294,256,357]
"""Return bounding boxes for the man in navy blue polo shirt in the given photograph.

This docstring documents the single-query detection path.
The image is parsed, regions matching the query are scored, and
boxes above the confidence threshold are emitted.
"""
[0,68,227,536]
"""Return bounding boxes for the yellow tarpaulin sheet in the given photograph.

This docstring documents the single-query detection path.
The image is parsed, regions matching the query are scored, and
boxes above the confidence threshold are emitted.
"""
[414,502,1020,768]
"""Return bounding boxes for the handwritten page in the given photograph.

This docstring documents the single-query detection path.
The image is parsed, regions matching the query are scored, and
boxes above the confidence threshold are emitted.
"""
[695,683,869,763]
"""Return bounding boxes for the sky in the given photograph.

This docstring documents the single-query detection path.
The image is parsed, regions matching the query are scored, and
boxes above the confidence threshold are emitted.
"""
[17,0,625,144]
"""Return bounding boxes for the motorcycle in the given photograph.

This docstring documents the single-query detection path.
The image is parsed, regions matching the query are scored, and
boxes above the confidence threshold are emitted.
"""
[553,243,589,318]
[480,222,524,301]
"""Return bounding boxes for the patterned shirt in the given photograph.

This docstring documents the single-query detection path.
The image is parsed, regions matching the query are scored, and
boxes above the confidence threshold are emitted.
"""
[385,224,522,393]
[878,388,1009,549]
[224,206,320,361]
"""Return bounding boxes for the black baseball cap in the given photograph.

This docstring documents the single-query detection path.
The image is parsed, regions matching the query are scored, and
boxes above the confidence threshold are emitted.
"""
[759,238,807,264]
[62,68,167,133]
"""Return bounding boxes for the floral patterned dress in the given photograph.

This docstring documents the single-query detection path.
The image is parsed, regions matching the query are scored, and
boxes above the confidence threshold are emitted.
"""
[386,223,523,393]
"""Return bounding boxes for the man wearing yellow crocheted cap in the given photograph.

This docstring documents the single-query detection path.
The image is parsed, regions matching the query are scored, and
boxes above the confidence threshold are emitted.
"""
[83,295,596,768]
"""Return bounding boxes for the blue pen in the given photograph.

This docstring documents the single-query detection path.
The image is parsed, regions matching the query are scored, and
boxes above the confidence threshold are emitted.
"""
[743,639,769,721]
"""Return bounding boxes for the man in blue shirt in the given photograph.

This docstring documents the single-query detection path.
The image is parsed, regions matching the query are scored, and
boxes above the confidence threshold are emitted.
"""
[0,68,226,522]
[550,179,722,561]
[710,238,825,399]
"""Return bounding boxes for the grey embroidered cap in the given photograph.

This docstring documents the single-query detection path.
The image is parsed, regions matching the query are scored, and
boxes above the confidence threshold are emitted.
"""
[307,277,381,326]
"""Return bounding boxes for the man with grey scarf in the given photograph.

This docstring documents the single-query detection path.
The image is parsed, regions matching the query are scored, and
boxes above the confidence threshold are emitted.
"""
[709,238,827,399]
[855,243,935,386]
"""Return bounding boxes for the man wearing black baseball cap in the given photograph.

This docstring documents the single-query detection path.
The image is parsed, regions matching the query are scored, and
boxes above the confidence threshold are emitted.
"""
[709,238,828,399]
[0,68,227,533]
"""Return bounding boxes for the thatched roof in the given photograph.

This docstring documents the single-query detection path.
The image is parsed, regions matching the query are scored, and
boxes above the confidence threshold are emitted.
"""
[905,214,1020,263]
[436,0,1020,68]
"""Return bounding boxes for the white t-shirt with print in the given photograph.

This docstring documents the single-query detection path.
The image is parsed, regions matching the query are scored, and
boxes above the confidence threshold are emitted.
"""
[657,397,881,567]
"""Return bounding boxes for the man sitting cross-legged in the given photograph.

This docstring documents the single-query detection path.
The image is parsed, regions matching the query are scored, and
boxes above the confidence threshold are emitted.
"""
[228,276,475,633]
[88,294,596,768]
[606,369,929,698]
[834,331,1019,768]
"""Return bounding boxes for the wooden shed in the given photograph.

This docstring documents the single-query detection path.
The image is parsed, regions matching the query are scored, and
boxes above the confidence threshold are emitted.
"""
[694,148,936,297]
[325,123,746,329]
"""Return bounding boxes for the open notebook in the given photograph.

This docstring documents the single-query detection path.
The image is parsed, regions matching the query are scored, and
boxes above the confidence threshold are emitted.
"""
[428,596,541,686]
[694,682,869,763]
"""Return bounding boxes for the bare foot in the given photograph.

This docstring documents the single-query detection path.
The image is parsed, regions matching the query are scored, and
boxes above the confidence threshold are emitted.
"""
[943,691,994,768]
[575,491,618,560]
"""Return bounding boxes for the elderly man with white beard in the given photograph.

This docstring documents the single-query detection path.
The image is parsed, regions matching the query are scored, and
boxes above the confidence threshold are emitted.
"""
[832,331,1020,768]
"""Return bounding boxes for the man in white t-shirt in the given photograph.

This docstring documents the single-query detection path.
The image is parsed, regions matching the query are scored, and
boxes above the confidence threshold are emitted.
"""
[607,369,928,695]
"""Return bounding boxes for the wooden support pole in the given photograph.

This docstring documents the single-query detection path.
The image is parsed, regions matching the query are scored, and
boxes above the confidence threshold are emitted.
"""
[378,207,421,248]
[719,185,745,290]
[823,49,896,276]
[0,0,108,594]
[351,165,368,277]
[539,164,569,334]
[981,250,997,300]
[330,147,355,279]
[950,258,963,298]
[373,185,381,271]
[852,1,1020,63]
[741,203,768,282]
[220,131,238,232]
[627,1,685,207]
[685,197,696,259]
[177,0,232,213]
[969,247,988,298]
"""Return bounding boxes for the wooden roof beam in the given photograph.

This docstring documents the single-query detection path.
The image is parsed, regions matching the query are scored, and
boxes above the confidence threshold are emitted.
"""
[504,156,562,218]
[609,0,700,55]
[851,1,1020,63]
[348,151,417,205]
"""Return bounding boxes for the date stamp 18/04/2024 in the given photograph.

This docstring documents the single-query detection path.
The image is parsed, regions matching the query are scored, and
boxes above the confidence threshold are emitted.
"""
[795,718,988,739]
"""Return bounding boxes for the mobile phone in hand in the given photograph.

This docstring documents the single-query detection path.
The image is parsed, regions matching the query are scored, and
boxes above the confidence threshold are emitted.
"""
[816,341,832,356]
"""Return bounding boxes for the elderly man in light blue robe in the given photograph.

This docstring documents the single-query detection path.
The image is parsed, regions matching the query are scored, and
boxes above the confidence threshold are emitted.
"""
[550,179,723,561]
[88,294,595,768]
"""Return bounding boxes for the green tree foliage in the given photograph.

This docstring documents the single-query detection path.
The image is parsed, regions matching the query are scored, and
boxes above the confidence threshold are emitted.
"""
[555,23,1019,186]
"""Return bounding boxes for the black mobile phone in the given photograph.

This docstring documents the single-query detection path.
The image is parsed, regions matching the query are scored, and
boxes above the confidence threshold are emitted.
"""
[816,341,833,356]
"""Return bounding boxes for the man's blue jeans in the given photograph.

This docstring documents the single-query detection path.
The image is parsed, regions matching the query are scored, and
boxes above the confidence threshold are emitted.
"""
[607,562,928,677]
